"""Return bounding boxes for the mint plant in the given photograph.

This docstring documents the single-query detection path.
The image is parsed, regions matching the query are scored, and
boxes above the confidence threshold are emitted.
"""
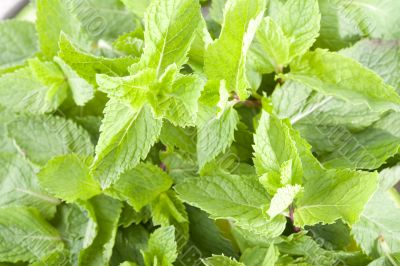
[0,0,400,265]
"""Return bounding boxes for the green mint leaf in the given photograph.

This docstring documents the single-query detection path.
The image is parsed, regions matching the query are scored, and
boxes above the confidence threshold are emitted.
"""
[287,49,400,112]
[272,80,383,130]
[175,173,287,237]
[38,154,101,202]
[79,195,122,266]
[338,0,400,40]
[121,0,152,18]
[112,28,144,57]
[307,221,352,251]
[8,114,94,166]
[118,203,151,228]
[267,184,303,219]
[96,68,157,110]
[160,121,197,154]
[253,110,303,190]
[110,224,149,266]
[151,191,189,247]
[52,203,97,265]
[285,115,325,179]
[186,206,237,258]
[204,0,266,99]
[379,165,400,191]
[28,58,65,83]
[97,63,204,128]
[352,188,400,258]
[29,250,70,266]
[92,102,162,187]
[249,0,320,74]
[271,81,395,170]
[69,0,136,41]
[137,0,202,76]
[284,101,400,170]
[0,20,38,70]
[161,151,198,184]
[316,1,400,50]
[28,58,69,106]
[142,226,178,266]
[248,17,290,74]
[294,169,378,227]
[53,56,94,106]
[36,0,88,59]
[58,33,136,86]
[187,18,212,72]
[0,65,66,114]
[340,39,400,93]
[276,233,337,265]
[0,108,17,153]
[352,166,400,257]
[319,112,400,170]
[197,105,239,169]
[3,0,400,263]
[209,0,226,24]
[0,207,64,263]
[277,0,320,60]
[368,255,400,266]
[315,0,363,50]
[107,163,173,211]
[203,255,244,266]
[159,73,205,127]
[240,245,279,266]
[362,0,400,39]
[0,153,59,219]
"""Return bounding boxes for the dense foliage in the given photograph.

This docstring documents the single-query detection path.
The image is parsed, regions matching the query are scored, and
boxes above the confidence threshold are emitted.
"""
[1,0,400,265]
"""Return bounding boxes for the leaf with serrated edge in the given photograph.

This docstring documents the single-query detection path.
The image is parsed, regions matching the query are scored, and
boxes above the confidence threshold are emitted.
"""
[107,163,173,211]
[340,40,400,93]
[137,0,202,76]
[38,154,101,202]
[352,166,400,256]
[79,195,122,266]
[36,0,88,59]
[248,17,290,74]
[203,255,244,266]
[141,226,177,266]
[54,56,94,106]
[8,115,93,166]
[204,0,266,99]
[91,101,162,188]
[0,20,38,70]
[197,105,239,169]
[0,153,59,219]
[0,207,64,263]
[175,174,286,237]
[287,49,400,112]
[253,110,303,186]
[277,0,320,60]
[294,169,378,227]
[267,184,303,219]
[58,34,136,86]
[0,65,67,114]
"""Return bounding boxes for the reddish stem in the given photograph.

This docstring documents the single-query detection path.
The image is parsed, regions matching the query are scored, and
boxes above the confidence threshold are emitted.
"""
[289,205,301,232]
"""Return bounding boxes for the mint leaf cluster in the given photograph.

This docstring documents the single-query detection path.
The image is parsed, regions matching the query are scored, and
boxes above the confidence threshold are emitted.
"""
[1,0,400,265]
